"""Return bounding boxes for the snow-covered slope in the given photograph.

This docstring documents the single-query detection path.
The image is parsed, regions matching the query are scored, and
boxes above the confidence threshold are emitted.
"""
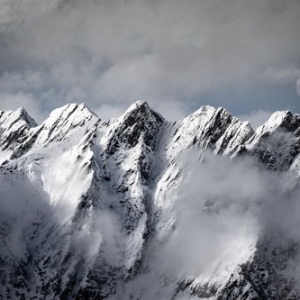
[1,101,300,299]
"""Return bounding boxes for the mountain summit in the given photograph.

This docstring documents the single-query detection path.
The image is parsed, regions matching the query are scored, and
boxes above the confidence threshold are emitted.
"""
[1,102,300,299]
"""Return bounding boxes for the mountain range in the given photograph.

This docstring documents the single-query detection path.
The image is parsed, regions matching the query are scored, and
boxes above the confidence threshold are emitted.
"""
[1,101,300,299]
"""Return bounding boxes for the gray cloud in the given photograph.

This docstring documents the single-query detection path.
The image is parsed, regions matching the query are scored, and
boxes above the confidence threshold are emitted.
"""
[0,0,299,121]
[296,79,300,96]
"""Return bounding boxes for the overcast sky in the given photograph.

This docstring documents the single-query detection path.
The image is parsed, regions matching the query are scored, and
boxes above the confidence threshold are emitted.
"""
[0,0,299,123]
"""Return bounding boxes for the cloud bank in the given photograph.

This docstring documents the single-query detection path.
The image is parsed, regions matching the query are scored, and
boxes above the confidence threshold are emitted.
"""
[0,0,299,121]
[137,151,300,298]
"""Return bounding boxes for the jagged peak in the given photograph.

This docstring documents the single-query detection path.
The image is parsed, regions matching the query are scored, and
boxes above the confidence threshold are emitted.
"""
[255,110,296,135]
[121,100,165,124]
[183,105,237,129]
[190,105,217,117]
[46,102,98,121]
[103,101,165,154]
[51,102,96,115]
[263,110,290,125]
[16,107,38,127]
[192,106,254,133]
[126,100,148,111]
[189,105,233,119]
[8,103,100,159]
[0,107,37,129]
[41,102,99,130]
[122,100,149,117]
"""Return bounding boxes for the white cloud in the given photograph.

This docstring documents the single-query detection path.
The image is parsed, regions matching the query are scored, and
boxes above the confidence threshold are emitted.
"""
[150,152,300,288]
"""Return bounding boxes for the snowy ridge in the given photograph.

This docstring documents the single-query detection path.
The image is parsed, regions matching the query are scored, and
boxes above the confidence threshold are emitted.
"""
[246,110,300,170]
[0,108,37,162]
[0,102,300,299]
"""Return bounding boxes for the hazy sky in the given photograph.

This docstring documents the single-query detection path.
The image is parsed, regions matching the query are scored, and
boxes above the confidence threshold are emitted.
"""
[0,0,299,123]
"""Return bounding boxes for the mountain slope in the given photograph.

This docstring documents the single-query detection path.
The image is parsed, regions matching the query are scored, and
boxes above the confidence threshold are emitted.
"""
[0,101,300,299]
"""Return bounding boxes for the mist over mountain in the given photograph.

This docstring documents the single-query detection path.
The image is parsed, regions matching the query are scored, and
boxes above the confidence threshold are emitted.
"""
[1,101,300,299]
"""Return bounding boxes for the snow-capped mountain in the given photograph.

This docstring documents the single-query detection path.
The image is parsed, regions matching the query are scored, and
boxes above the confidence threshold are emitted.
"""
[1,101,300,299]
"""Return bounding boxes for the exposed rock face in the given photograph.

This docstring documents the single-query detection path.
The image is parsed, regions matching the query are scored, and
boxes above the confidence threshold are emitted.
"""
[0,101,300,299]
